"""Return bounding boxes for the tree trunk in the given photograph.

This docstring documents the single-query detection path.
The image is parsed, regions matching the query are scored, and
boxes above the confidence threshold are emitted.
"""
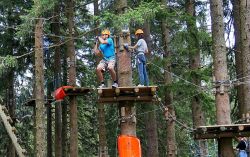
[143,20,159,157]
[62,51,68,157]
[231,0,244,118]
[46,103,52,157]
[185,0,208,156]
[6,7,16,156]
[94,1,109,157]
[65,0,77,156]
[115,0,136,136]
[161,0,176,156]
[35,18,47,157]
[240,0,250,115]
[7,71,16,157]
[209,0,233,156]
[52,4,63,157]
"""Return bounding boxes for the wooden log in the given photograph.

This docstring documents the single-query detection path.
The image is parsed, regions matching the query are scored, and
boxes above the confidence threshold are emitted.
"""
[220,126,226,131]
[134,87,139,93]
[115,88,120,96]
[151,87,157,95]
[238,125,244,131]
[0,105,26,157]
[98,89,103,95]
[194,131,250,139]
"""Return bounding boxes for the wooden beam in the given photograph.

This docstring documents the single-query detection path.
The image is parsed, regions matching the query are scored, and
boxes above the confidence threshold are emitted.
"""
[0,105,26,157]
[97,86,158,104]
[194,131,250,139]
[194,124,250,139]
[63,87,91,96]
[98,96,157,103]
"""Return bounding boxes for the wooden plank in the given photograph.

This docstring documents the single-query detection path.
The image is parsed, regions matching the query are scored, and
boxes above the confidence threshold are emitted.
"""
[194,131,250,139]
[98,96,157,103]
[194,124,250,139]
[0,105,26,157]
[198,124,250,128]
[97,86,158,103]
[23,99,53,107]
[63,87,91,96]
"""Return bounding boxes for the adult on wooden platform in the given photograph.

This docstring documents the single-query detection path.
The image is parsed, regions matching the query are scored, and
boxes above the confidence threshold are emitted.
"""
[94,29,118,88]
[128,29,149,86]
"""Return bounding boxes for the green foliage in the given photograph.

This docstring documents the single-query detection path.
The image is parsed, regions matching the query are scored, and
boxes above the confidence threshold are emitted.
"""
[99,2,162,30]
[16,0,56,38]
[0,55,18,73]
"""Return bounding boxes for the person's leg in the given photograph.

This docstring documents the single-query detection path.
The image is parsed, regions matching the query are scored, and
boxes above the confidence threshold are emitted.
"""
[108,59,118,87]
[96,60,106,83]
[143,63,149,86]
[107,60,116,81]
[141,55,149,86]
[137,55,144,85]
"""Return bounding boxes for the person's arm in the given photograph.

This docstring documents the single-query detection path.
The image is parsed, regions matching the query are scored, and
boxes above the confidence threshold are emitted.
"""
[98,36,109,44]
[129,39,141,50]
[129,44,138,50]
[93,42,103,57]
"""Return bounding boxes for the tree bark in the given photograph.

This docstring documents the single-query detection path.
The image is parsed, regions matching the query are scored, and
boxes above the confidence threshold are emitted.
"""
[115,0,136,136]
[62,51,68,157]
[52,3,63,157]
[6,7,16,156]
[35,18,47,157]
[240,0,250,115]
[143,20,159,157]
[94,1,109,157]
[209,0,233,156]
[161,0,176,156]
[7,70,16,157]
[185,0,208,156]
[65,0,77,156]
[232,0,244,117]
[46,102,52,157]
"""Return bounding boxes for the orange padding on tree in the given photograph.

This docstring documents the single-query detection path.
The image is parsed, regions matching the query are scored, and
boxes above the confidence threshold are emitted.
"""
[54,86,73,100]
[118,135,142,157]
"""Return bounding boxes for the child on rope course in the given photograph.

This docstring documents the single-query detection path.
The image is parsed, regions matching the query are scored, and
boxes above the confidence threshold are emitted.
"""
[128,29,149,86]
[94,29,118,88]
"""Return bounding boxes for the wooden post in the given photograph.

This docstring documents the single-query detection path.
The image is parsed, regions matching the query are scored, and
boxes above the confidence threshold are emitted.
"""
[34,18,47,157]
[0,105,26,157]
[210,0,233,156]
[115,0,136,136]
[65,0,77,156]
[52,4,63,156]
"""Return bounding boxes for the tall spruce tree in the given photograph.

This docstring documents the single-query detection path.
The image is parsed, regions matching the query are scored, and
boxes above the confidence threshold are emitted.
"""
[210,0,233,156]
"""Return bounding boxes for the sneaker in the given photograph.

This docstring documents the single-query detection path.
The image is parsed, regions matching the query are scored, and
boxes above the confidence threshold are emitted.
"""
[98,83,105,88]
[112,82,118,88]
[137,84,144,87]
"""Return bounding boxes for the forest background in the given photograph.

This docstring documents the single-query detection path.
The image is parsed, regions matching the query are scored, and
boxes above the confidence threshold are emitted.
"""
[0,0,247,156]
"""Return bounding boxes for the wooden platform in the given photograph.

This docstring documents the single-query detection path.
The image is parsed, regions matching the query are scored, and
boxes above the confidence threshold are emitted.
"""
[97,86,158,103]
[63,87,91,96]
[23,99,53,107]
[194,124,250,139]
